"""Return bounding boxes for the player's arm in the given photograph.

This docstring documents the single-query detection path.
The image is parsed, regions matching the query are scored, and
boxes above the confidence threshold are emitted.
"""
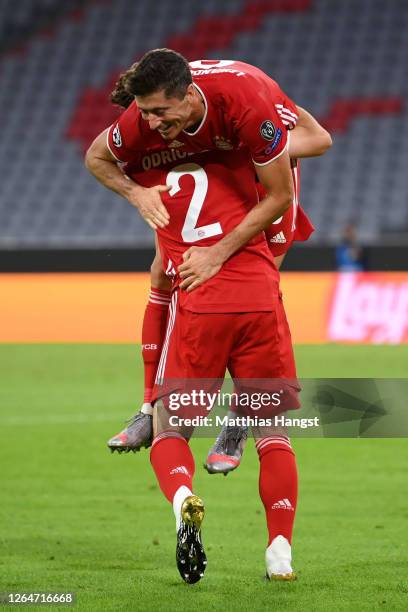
[289,106,332,159]
[85,128,170,229]
[179,149,293,291]
[151,235,172,290]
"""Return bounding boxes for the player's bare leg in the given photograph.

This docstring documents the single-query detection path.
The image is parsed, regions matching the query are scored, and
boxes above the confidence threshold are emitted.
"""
[205,254,286,473]
[253,422,297,581]
[108,249,170,452]
[151,401,207,584]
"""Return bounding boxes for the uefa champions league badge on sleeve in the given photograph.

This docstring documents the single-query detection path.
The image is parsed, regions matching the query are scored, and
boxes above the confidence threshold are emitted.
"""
[112,125,122,147]
[264,130,282,155]
[260,120,282,153]
[260,120,276,141]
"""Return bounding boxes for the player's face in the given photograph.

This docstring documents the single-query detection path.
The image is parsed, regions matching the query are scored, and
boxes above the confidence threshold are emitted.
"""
[135,85,197,140]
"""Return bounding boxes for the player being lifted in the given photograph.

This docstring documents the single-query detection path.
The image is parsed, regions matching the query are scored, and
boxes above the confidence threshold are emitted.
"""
[105,58,331,474]
[85,49,331,584]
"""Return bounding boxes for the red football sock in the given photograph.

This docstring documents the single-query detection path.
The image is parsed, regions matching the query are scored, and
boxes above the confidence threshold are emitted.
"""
[142,288,171,403]
[256,436,298,545]
[150,433,195,502]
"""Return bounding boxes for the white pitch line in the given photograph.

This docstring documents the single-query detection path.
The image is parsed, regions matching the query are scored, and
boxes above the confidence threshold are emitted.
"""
[0,413,126,426]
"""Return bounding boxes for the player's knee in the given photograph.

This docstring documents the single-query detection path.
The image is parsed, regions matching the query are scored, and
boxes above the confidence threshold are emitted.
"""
[153,401,193,441]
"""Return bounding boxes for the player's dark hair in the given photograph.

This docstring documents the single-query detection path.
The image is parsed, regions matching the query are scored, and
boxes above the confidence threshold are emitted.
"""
[124,49,192,99]
[110,63,138,109]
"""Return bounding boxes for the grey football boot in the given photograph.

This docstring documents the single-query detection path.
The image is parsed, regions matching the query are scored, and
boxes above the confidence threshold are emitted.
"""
[108,409,153,453]
[204,424,249,475]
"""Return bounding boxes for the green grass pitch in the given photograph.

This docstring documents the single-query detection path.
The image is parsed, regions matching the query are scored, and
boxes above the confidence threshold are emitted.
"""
[0,345,407,611]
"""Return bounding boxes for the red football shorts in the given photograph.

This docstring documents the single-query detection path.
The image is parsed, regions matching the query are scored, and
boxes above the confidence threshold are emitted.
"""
[153,291,300,417]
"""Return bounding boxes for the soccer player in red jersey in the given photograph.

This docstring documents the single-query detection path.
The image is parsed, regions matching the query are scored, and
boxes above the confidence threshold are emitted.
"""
[105,71,327,472]
[85,49,332,584]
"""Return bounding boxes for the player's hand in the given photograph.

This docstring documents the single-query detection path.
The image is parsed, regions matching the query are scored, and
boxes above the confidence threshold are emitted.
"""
[178,246,223,292]
[128,185,171,230]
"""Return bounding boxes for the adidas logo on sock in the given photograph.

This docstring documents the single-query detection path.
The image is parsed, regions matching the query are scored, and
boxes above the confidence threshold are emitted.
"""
[170,465,190,476]
[271,498,294,510]
[269,231,286,244]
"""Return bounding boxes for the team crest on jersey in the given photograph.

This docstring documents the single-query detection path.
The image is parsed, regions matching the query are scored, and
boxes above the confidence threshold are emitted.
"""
[112,125,122,147]
[214,136,233,150]
[260,120,276,141]
[168,140,185,149]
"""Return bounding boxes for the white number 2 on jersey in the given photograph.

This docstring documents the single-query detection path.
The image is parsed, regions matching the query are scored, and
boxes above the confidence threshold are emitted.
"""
[166,163,222,243]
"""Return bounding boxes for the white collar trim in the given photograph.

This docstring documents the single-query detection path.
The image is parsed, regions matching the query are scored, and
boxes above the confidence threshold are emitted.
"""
[182,83,208,136]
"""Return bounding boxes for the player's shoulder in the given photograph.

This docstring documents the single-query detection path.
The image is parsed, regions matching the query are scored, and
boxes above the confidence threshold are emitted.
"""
[116,100,143,130]
[190,59,279,90]
[112,100,156,151]
[190,59,284,112]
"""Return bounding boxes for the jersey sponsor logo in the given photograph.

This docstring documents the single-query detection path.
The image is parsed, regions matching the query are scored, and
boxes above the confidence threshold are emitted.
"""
[214,136,234,150]
[112,125,122,147]
[264,128,283,155]
[269,231,286,244]
[168,140,185,148]
[142,343,158,350]
[260,120,276,141]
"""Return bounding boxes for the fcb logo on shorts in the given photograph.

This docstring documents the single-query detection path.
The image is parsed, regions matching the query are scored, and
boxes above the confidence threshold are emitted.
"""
[113,125,122,147]
[260,120,276,141]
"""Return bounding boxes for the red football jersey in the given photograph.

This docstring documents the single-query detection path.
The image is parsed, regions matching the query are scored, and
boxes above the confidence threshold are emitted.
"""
[106,59,301,312]
[107,59,298,167]
[123,148,280,313]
